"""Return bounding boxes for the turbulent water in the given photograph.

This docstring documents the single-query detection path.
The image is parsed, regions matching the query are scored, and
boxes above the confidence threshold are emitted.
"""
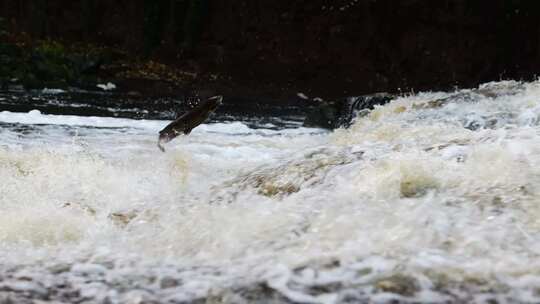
[2,81,540,303]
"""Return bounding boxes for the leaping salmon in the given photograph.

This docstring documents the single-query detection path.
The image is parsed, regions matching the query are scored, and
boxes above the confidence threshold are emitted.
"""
[158,95,223,152]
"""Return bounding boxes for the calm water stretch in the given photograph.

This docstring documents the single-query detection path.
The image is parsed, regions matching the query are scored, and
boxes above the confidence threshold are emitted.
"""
[2,81,540,303]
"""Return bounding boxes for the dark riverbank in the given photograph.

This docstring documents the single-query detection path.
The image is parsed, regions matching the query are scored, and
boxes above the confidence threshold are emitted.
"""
[0,89,311,124]
[1,0,540,102]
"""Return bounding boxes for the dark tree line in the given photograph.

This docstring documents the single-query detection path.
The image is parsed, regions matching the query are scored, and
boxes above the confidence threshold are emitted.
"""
[2,0,540,98]
[1,0,208,55]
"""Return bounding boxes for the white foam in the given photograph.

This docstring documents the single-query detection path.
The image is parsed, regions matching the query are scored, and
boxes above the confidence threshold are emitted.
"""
[3,80,540,302]
[96,82,116,91]
[41,88,67,94]
[0,109,166,130]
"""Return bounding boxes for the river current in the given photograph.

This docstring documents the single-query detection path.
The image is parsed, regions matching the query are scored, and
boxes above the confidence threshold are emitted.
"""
[1,81,540,303]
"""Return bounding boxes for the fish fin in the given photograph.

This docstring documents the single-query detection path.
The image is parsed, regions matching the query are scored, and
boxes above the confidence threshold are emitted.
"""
[157,140,166,152]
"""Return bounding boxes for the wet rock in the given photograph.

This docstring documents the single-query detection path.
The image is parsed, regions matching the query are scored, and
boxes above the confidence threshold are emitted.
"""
[48,263,72,274]
[424,139,472,152]
[303,93,395,129]
[336,93,395,128]
[108,209,158,227]
[400,179,437,198]
[159,276,180,289]
[213,148,363,202]
[12,269,36,282]
[62,202,96,216]
[399,167,439,198]
[303,100,340,129]
[257,180,300,198]
[108,211,139,227]
[412,98,448,110]
[231,283,292,304]
[375,274,419,297]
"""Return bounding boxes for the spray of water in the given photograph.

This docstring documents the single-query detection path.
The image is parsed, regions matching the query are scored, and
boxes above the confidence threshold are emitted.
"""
[2,80,540,302]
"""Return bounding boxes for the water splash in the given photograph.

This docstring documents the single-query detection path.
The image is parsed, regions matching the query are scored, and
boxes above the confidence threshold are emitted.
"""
[3,81,540,302]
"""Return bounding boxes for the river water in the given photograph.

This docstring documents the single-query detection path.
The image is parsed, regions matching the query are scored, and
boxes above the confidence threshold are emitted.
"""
[1,81,540,303]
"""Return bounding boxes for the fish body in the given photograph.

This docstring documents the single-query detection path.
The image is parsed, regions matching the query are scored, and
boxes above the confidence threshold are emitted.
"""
[158,95,223,151]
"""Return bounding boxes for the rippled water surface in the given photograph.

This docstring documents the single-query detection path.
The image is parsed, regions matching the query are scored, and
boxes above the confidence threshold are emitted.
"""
[2,81,540,303]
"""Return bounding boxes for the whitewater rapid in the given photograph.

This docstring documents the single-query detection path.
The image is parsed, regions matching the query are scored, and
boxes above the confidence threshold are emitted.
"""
[2,80,540,303]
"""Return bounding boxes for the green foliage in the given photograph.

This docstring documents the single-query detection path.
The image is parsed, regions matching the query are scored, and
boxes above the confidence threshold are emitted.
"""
[0,21,110,90]
[30,40,72,86]
[0,20,106,89]
[35,40,67,59]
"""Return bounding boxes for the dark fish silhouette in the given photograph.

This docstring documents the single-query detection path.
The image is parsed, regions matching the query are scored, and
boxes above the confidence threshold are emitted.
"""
[158,95,223,152]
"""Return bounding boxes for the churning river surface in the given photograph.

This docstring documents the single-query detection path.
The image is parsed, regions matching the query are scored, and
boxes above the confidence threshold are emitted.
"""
[2,81,540,303]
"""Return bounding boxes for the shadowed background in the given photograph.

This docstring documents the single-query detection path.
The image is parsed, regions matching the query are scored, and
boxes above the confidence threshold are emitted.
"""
[1,0,540,99]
